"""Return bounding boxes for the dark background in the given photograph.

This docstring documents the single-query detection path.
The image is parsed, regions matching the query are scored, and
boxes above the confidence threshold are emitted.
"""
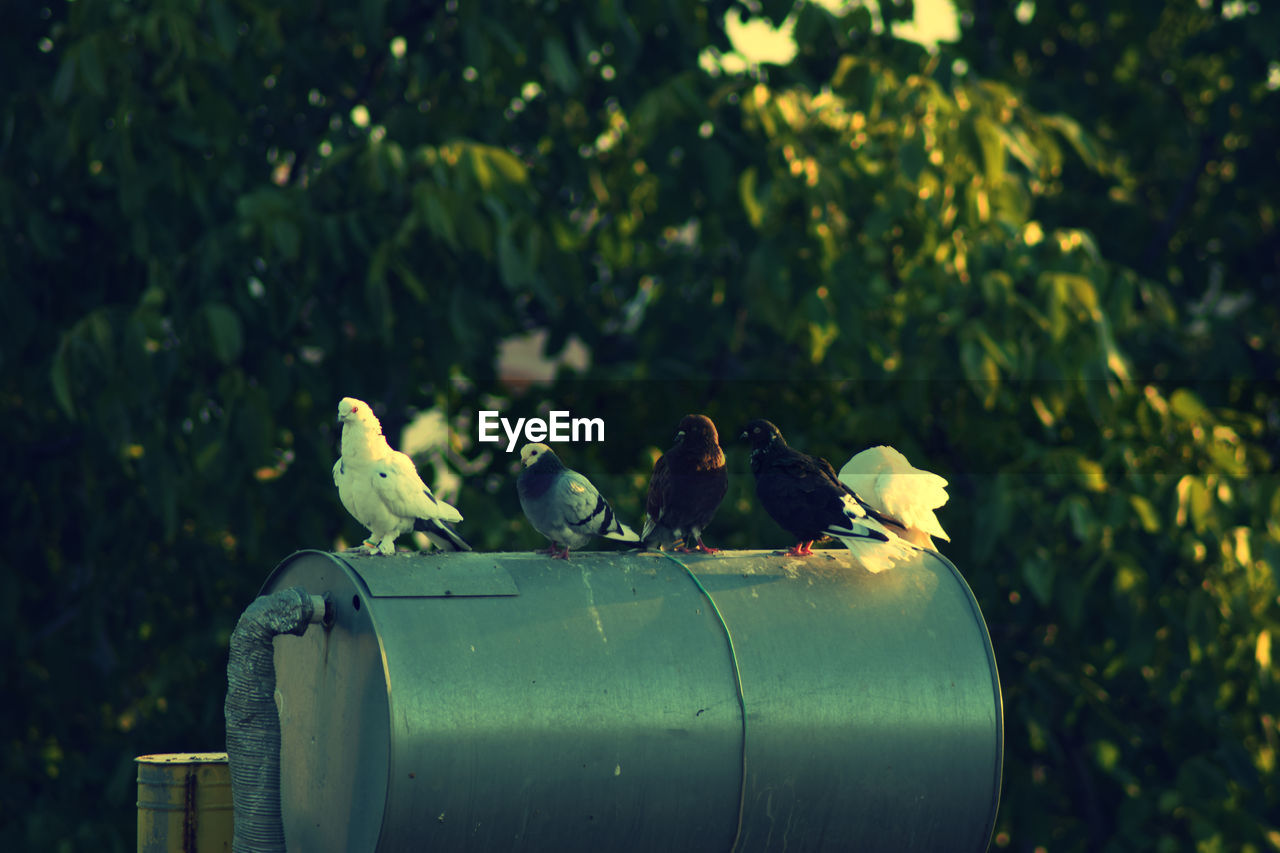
[4,1,1277,849]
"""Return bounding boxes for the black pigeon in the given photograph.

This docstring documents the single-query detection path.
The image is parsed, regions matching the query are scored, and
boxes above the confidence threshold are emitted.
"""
[739,419,915,571]
[642,414,729,553]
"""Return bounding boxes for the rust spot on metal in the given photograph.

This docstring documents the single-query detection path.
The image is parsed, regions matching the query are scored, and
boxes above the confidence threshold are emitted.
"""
[183,766,198,851]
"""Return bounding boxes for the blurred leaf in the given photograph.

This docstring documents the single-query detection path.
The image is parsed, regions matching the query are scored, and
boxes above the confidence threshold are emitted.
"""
[973,115,1005,188]
[739,167,764,227]
[1042,113,1099,168]
[544,36,580,93]
[1130,495,1161,533]
[202,303,243,366]
[50,339,76,419]
[1170,389,1210,424]
[1023,556,1054,605]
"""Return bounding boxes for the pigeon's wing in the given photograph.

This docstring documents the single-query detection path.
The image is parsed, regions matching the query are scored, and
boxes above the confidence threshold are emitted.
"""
[773,451,840,496]
[558,470,639,542]
[753,453,834,542]
[372,450,463,524]
[641,453,670,540]
[813,454,845,487]
[332,456,367,524]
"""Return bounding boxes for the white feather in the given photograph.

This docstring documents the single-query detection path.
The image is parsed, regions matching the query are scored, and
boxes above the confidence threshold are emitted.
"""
[838,445,950,548]
[826,493,918,573]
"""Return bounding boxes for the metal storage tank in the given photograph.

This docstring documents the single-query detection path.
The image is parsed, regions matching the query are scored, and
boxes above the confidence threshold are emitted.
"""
[259,548,1002,852]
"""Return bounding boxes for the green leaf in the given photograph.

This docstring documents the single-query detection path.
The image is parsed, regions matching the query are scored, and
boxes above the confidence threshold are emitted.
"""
[1129,495,1161,533]
[1170,388,1209,424]
[973,115,1005,188]
[1176,475,1213,533]
[417,185,459,249]
[207,0,239,57]
[496,229,528,289]
[1022,556,1054,606]
[1074,456,1106,493]
[271,220,301,261]
[193,439,222,474]
[467,145,495,191]
[202,303,243,365]
[50,338,76,418]
[1043,113,1099,168]
[808,321,839,364]
[78,35,108,97]
[1065,495,1096,538]
[960,336,1000,409]
[543,36,580,93]
[899,134,926,183]
[481,146,528,184]
[52,49,77,104]
[739,167,764,227]
[392,260,428,302]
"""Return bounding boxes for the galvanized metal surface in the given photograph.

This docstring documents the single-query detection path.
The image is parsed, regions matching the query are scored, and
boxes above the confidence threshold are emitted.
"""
[136,753,233,852]
[262,548,1001,852]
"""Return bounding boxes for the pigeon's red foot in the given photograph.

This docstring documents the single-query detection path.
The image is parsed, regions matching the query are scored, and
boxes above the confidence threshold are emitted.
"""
[785,542,814,557]
[692,539,720,554]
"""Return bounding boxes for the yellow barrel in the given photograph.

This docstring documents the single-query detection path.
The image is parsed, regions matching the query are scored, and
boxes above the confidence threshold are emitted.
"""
[136,753,233,853]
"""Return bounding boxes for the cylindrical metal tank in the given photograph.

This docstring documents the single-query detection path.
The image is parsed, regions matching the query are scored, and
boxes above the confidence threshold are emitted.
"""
[261,549,1001,852]
[136,752,233,852]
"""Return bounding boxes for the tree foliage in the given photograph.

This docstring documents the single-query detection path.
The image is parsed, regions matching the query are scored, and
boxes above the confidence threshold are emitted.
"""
[3,0,1277,850]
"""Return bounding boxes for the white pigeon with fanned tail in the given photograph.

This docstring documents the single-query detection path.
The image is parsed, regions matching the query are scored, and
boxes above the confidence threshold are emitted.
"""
[837,445,950,549]
[332,397,471,555]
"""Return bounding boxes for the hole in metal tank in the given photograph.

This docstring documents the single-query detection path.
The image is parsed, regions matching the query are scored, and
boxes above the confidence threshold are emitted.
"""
[352,595,361,611]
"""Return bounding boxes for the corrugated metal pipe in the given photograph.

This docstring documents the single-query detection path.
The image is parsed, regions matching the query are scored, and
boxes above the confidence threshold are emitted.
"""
[224,586,329,853]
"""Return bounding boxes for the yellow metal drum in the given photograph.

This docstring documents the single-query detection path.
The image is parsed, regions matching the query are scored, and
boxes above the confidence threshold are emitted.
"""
[136,752,233,852]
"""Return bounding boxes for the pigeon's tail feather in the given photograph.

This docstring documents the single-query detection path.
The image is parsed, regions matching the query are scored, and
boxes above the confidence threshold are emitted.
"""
[604,521,640,543]
[829,530,917,573]
[414,517,472,551]
[426,493,463,524]
[640,516,675,549]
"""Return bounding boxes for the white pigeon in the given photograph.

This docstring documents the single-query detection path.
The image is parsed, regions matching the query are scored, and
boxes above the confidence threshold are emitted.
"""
[837,445,950,549]
[332,397,471,555]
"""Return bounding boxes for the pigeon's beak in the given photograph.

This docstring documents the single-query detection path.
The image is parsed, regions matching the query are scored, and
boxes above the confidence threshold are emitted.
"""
[676,430,685,440]
[738,430,748,440]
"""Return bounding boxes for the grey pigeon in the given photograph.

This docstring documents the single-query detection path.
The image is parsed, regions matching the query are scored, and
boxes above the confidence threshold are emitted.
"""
[516,442,639,559]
